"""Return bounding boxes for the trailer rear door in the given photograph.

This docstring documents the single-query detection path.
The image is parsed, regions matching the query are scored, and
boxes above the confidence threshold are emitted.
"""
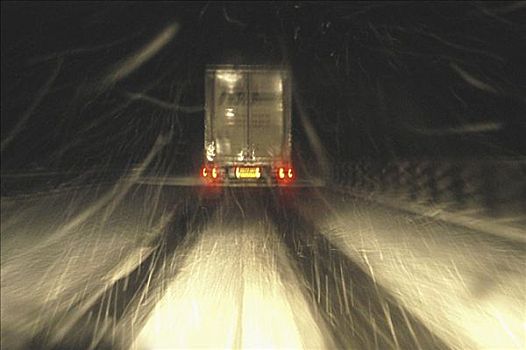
[210,70,248,159]
[206,68,289,163]
[248,71,287,160]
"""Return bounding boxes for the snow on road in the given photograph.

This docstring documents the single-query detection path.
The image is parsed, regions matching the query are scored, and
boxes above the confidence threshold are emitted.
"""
[299,189,526,349]
[133,203,331,349]
[1,184,524,349]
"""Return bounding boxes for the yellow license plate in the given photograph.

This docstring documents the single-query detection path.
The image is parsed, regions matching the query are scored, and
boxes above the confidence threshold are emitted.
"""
[235,167,261,179]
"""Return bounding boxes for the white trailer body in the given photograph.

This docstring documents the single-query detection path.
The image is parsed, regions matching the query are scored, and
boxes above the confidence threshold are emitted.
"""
[202,65,294,185]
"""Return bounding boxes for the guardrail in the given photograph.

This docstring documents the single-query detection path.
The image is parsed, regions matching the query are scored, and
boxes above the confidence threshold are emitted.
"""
[330,158,526,240]
[332,159,525,207]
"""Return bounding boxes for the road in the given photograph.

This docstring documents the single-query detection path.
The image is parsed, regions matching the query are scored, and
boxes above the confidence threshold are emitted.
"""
[1,178,525,350]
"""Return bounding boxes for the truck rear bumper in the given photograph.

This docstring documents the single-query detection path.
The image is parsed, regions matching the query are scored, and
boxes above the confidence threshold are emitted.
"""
[200,164,296,186]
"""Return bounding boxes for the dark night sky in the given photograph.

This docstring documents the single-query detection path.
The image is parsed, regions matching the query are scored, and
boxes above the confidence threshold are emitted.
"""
[1,1,525,172]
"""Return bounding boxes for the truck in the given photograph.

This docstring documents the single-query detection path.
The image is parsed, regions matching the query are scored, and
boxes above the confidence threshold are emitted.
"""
[201,65,294,185]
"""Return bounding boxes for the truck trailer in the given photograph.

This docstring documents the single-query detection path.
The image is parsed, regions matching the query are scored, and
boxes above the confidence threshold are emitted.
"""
[201,65,294,185]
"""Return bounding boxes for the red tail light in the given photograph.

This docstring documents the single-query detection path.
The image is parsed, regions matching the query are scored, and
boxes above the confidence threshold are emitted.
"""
[201,165,220,183]
[278,167,285,179]
[276,165,294,184]
[287,167,294,179]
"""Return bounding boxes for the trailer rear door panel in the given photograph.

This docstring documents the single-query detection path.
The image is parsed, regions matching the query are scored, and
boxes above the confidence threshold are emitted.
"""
[248,71,285,159]
[212,71,248,158]
[206,67,290,163]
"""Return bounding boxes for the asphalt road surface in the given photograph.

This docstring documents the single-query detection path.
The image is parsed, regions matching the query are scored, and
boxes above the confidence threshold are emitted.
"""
[1,179,525,350]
